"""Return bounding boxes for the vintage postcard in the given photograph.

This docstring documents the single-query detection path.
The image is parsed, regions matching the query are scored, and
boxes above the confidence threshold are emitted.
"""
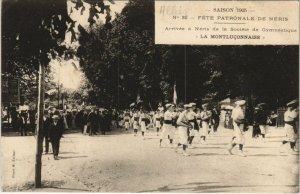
[1,0,299,192]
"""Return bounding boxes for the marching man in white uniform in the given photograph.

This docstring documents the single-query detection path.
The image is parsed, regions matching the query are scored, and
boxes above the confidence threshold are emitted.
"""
[139,109,147,139]
[123,112,131,132]
[187,102,198,148]
[280,99,299,153]
[131,110,140,136]
[154,110,164,136]
[196,108,201,127]
[175,104,193,156]
[159,103,176,147]
[199,103,211,144]
[227,100,247,157]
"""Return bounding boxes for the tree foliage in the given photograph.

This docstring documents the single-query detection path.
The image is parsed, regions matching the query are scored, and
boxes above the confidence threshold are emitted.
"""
[201,45,299,107]
[2,0,113,75]
[77,0,298,109]
[78,0,209,108]
[2,0,113,105]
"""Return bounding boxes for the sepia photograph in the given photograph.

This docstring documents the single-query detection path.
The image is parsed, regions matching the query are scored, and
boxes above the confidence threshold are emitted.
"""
[1,0,299,192]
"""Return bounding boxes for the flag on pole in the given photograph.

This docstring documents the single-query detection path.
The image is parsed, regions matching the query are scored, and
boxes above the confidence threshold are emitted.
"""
[136,92,142,104]
[173,82,177,105]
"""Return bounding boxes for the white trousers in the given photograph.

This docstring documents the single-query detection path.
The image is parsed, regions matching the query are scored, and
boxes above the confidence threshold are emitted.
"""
[155,120,161,128]
[189,122,196,136]
[133,121,139,130]
[161,124,175,139]
[200,121,209,137]
[140,122,146,132]
[285,124,297,142]
[259,125,266,135]
[232,122,245,145]
[178,126,188,145]
[124,121,130,129]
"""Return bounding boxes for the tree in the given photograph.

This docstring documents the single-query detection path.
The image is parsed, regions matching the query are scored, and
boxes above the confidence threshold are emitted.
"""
[77,0,194,109]
[196,45,299,108]
[2,0,114,187]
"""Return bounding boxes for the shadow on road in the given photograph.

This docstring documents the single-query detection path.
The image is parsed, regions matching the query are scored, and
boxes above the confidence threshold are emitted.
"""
[59,151,79,154]
[192,153,229,156]
[139,181,298,193]
[247,153,296,157]
[42,186,90,192]
[246,146,277,148]
[193,146,225,149]
[208,143,229,145]
[59,155,88,159]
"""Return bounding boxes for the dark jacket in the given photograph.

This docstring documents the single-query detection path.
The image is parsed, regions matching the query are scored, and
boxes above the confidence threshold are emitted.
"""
[43,117,52,138]
[16,116,24,129]
[76,111,84,128]
[212,109,220,122]
[256,110,268,125]
[87,112,98,127]
[49,121,63,141]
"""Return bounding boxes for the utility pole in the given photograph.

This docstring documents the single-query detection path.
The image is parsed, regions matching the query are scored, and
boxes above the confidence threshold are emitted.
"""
[35,72,39,135]
[57,58,61,109]
[35,62,45,188]
[57,83,60,109]
[62,92,64,110]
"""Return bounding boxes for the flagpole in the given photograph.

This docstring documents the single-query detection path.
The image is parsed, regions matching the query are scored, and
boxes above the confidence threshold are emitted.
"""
[173,81,177,106]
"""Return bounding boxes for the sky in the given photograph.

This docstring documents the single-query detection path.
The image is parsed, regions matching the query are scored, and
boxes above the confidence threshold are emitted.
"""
[50,0,128,91]
[50,58,83,91]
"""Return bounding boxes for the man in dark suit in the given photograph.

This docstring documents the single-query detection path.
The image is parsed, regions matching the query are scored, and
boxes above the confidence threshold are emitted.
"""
[76,109,84,132]
[20,110,29,134]
[99,111,106,135]
[16,113,25,136]
[87,108,98,136]
[256,104,268,141]
[211,106,220,133]
[49,114,63,160]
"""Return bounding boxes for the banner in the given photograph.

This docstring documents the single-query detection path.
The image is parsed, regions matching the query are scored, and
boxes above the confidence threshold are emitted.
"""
[155,1,299,45]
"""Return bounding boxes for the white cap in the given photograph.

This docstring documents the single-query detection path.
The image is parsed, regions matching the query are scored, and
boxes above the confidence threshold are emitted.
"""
[235,100,246,106]
[189,102,196,107]
[202,103,208,108]
[166,103,174,109]
[158,107,164,111]
[184,104,192,108]
[287,99,298,107]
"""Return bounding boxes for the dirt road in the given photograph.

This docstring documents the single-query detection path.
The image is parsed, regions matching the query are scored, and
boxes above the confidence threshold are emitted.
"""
[1,126,298,192]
